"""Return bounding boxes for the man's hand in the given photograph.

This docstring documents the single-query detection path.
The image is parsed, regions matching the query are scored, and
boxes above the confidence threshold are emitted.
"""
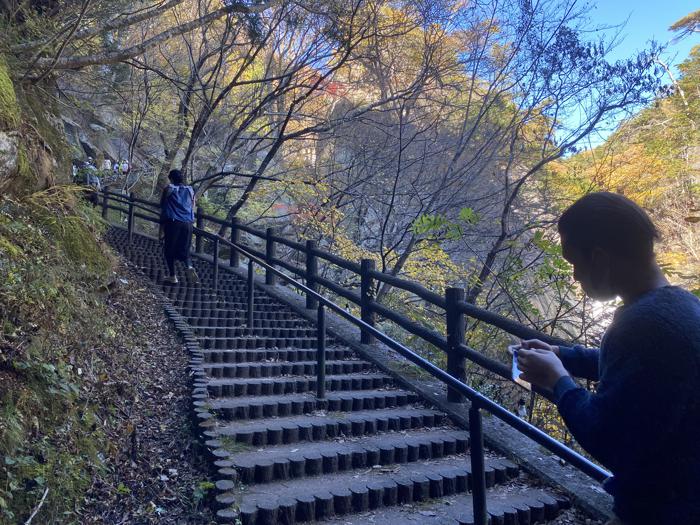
[516,348,569,391]
[520,339,559,355]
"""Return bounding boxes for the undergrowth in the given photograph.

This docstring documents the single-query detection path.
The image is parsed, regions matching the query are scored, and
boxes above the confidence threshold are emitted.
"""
[0,187,117,524]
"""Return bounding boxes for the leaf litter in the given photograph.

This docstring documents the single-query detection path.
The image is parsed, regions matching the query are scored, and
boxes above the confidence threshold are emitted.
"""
[77,260,215,524]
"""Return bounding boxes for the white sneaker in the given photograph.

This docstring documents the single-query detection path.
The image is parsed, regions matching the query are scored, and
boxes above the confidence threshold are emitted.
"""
[163,275,178,284]
[186,266,199,285]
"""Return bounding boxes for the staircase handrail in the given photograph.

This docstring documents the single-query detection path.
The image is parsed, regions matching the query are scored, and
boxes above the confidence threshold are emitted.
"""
[215,230,611,481]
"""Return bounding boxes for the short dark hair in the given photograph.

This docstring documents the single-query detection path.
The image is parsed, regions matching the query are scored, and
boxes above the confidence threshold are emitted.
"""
[558,192,659,260]
[168,169,184,184]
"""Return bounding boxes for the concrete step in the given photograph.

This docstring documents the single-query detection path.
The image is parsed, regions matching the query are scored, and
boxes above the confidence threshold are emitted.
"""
[206,407,449,446]
[322,485,570,525]
[189,317,308,329]
[193,325,319,338]
[215,428,472,484]
[203,389,420,420]
[206,372,393,397]
[180,308,300,321]
[197,336,322,351]
[170,298,279,309]
[200,359,372,377]
[197,346,354,364]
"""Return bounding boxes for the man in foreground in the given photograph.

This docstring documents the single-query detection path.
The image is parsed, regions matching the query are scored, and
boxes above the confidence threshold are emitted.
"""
[516,192,700,525]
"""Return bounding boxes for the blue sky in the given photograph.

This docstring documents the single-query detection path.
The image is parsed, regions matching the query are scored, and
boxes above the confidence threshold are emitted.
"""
[587,0,698,72]
[574,1,698,145]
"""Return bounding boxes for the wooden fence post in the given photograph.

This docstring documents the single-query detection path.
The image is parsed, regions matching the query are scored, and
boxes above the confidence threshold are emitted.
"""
[446,287,466,403]
[195,206,203,254]
[230,217,240,267]
[360,259,376,344]
[127,192,135,244]
[265,227,276,285]
[101,190,108,219]
[212,236,219,294]
[306,240,318,309]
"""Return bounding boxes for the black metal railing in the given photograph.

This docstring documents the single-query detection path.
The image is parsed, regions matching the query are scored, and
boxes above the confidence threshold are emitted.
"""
[101,190,610,525]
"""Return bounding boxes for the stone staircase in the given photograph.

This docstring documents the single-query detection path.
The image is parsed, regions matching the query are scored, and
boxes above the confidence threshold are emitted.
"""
[107,228,576,525]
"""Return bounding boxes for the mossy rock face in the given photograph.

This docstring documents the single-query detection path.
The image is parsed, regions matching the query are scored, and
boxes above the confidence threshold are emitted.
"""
[0,190,114,523]
[0,53,71,195]
[0,56,20,131]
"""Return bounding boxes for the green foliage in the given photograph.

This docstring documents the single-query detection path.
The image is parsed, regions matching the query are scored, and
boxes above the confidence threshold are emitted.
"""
[218,436,253,454]
[0,56,19,131]
[458,207,480,225]
[0,188,116,523]
[192,481,216,510]
[411,208,480,240]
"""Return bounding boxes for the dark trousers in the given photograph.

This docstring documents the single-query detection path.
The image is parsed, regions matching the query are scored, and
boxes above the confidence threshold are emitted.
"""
[162,220,193,275]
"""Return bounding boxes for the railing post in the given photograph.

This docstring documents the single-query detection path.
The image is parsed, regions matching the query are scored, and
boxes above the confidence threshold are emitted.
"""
[306,240,318,310]
[265,227,276,285]
[127,192,135,244]
[212,236,219,294]
[360,259,376,345]
[119,189,126,224]
[316,304,326,399]
[445,287,466,403]
[247,259,254,328]
[101,189,108,219]
[230,217,240,267]
[469,404,488,525]
[195,206,203,254]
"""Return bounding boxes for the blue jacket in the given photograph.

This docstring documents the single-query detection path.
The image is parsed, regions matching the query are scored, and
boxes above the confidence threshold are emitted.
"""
[554,286,700,524]
[161,184,194,223]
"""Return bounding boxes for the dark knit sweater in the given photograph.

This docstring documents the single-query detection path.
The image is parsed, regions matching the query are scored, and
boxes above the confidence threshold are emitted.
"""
[553,286,700,525]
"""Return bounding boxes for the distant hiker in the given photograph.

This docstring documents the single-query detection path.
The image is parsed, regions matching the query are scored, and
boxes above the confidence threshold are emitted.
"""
[101,158,112,172]
[159,169,198,285]
[120,159,130,175]
[515,192,700,525]
[516,398,527,419]
[83,157,102,192]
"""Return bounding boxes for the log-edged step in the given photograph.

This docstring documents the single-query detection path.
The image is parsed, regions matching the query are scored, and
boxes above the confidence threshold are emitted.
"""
[204,389,420,420]
[206,372,393,396]
[197,336,322,351]
[171,293,275,303]
[322,486,570,525]
[189,317,308,329]
[200,359,372,377]
[198,347,354,364]
[215,455,522,524]
[194,326,320,339]
[198,336,323,350]
[182,309,301,322]
[207,407,449,447]
[174,300,282,311]
[216,428,472,484]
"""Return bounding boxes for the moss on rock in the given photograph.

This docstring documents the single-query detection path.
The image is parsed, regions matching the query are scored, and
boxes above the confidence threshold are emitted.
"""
[0,56,20,131]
